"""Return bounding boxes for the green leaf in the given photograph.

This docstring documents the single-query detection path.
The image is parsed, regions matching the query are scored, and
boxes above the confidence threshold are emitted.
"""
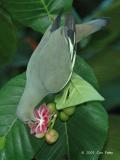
[0,9,16,68]
[0,56,108,159]
[88,48,120,86]
[0,136,6,150]
[2,0,73,33]
[74,55,98,89]
[86,0,120,51]
[102,116,120,160]
[0,73,41,160]
[35,102,108,160]
[55,73,104,110]
[101,81,120,110]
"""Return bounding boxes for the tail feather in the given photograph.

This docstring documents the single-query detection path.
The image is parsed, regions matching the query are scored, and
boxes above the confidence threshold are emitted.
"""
[75,18,110,43]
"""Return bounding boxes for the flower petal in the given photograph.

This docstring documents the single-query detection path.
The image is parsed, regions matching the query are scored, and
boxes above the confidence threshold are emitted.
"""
[28,104,51,135]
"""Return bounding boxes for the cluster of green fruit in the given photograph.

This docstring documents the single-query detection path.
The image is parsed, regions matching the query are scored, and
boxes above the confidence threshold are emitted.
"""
[45,103,76,144]
[47,103,76,121]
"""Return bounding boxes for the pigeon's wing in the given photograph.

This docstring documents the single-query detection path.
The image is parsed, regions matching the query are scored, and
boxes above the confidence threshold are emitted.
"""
[38,15,76,93]
[37,27,73,93]
[75,18,109,43]
[26,14,62,86]
[64,14,76,70]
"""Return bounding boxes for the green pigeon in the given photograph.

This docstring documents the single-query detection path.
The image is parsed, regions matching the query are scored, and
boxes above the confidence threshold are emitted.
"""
[17,14,109,123]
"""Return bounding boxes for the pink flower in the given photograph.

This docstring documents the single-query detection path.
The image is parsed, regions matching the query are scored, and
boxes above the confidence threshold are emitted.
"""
[29,104,50,135]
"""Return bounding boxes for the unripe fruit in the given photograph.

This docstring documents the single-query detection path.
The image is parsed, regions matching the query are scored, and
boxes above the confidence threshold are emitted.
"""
[35,133,45,139]
[45,129,59,144]
[60,111,69,121]
[47,103,56,113]
[63,106,75,116]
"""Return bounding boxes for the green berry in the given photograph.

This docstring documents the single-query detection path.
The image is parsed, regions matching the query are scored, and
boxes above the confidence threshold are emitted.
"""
[45,129,59,144]
[35,133,45,139]
[60,111,69,121]
[63,106,76,116]
[47,103,56,113]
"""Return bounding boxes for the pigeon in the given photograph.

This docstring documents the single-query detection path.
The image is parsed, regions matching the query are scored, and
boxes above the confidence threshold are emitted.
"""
[16,14,109,123]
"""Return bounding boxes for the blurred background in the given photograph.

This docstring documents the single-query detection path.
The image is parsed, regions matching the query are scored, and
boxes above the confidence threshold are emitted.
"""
[0,0,120,158]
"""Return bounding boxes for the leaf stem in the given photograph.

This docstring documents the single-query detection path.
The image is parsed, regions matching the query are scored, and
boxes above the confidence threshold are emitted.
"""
[49,113,57,129]
[4,117,17,137]
[40,0,54,21]
[64,122,70,160]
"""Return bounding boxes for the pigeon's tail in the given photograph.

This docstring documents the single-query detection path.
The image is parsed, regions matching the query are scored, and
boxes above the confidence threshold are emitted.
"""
[86,18,110,33]
[75,18,110,43]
